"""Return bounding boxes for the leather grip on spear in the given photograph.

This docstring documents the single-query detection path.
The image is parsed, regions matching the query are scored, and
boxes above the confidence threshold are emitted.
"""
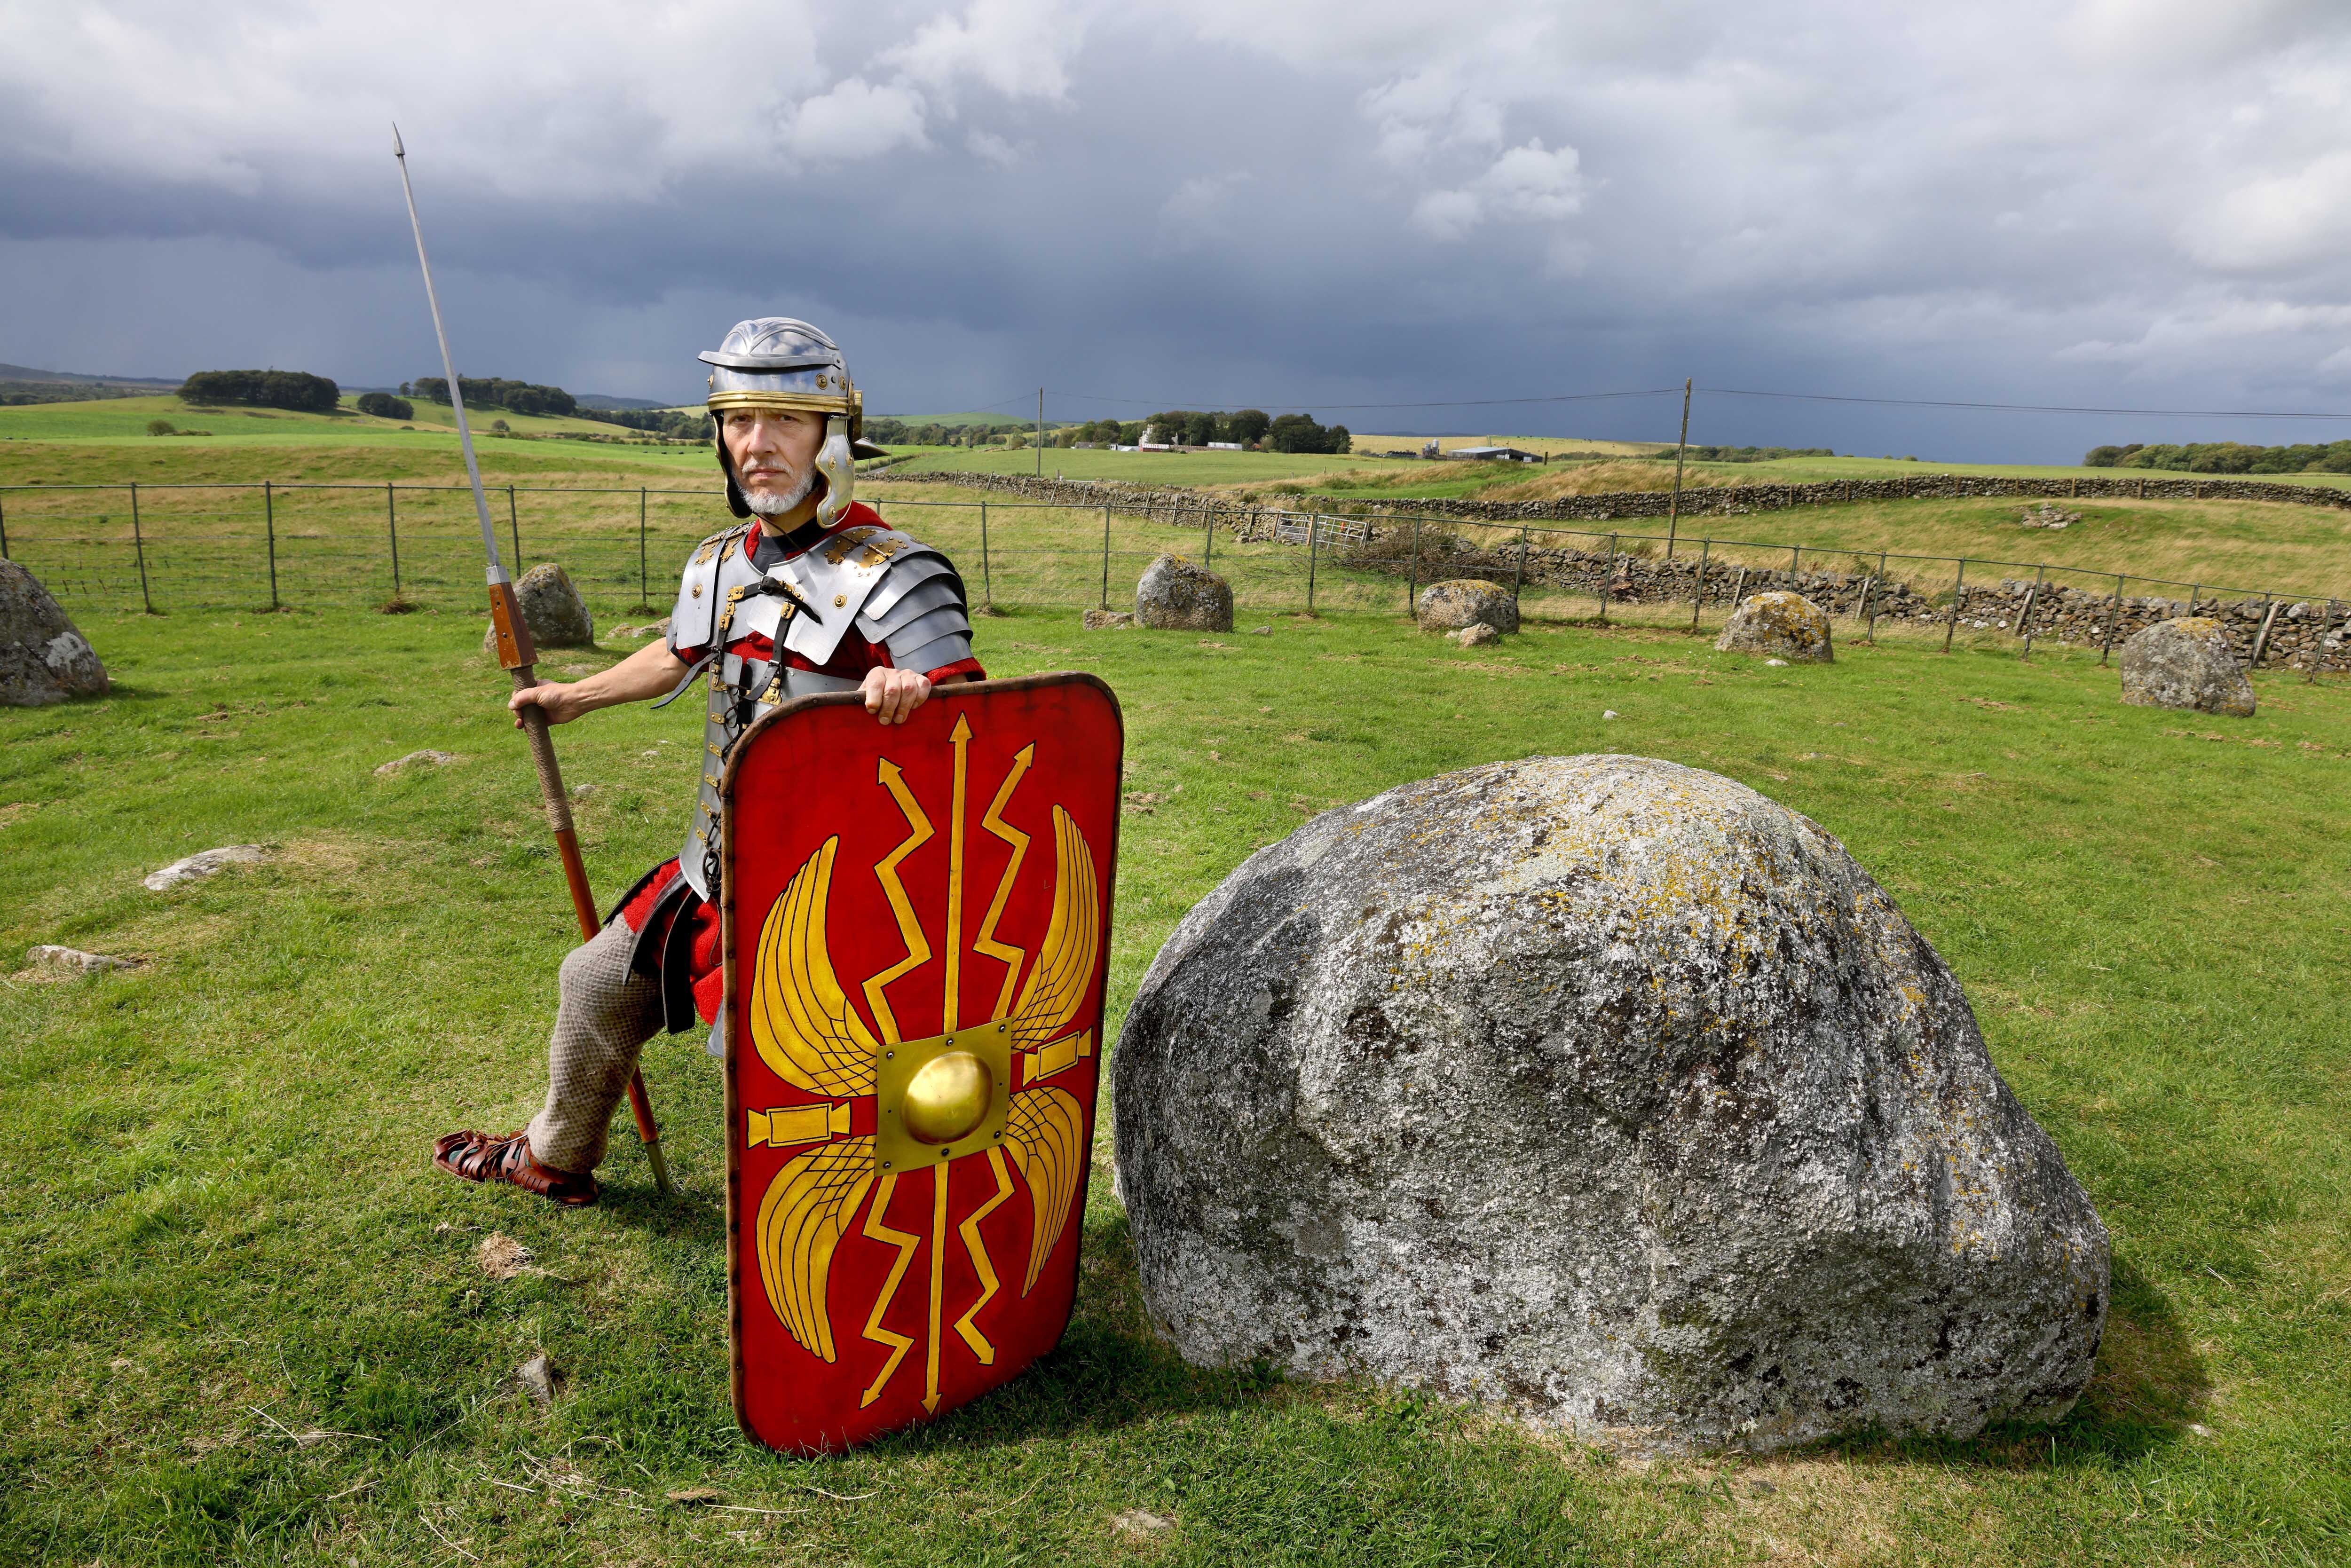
[491,579,674,1192]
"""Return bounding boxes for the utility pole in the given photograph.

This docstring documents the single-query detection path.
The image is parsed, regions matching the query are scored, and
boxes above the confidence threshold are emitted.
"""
[1665,378,1691,559]
[1036,387,1045,477]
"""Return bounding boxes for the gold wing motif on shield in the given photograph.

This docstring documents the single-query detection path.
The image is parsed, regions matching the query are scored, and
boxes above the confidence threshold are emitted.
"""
[751,836,879,1098]
[1003,805,1100,1294]
[749,836,882,1359]
[754,1136,877,1362]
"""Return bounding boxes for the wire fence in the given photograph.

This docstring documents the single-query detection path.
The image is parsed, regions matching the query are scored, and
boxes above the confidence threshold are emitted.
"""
[3,481,2343,674]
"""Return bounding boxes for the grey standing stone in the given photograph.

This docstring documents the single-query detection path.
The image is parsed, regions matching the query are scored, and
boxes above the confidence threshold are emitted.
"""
[1714,591,1833,662]
[481,563,595,657]
[0,560,109,707]
[1416,579,1519,636]
[1114,755,2108,1456]
[2119,617,2255,716]
[1135,555,1234,631]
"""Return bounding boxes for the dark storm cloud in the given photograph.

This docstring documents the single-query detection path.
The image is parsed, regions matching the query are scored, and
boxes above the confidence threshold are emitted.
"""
[4,1,2351,460]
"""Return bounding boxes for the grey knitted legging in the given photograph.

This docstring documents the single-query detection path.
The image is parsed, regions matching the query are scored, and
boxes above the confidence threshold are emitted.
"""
[524,916,664,1174]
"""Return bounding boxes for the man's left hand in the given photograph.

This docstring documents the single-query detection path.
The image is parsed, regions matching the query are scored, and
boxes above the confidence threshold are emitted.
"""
[861,666,932,725]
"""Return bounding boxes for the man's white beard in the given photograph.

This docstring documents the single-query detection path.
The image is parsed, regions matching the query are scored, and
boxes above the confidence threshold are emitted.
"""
[743,465,816,518]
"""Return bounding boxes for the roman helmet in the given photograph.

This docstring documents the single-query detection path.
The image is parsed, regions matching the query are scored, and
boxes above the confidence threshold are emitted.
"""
[701,317,886,525]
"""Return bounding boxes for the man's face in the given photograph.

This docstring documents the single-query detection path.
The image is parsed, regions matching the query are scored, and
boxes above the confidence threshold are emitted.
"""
[721,408,826,519]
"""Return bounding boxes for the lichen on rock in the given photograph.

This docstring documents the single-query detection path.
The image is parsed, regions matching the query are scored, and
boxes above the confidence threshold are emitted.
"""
[1714,590,1832,662]
[481,563,595,657]
[0,561,109,707]
[2119,617,2255,716]
[1136,555,1234,631]
[1416,579,1519,637]
[1114,754,2107,1455]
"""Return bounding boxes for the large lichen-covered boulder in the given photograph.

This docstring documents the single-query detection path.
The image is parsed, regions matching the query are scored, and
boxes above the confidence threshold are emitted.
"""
[1715,590,1832,662]
[1135,555,1234,631]
[0,561,109,707]
[1114,755,2108,1456]
[481,563,595,657]
[2120,617,2254,716]
[1416,578,1518,636]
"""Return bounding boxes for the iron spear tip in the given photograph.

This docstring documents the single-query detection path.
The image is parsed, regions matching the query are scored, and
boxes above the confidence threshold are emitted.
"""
[391,123,405,158]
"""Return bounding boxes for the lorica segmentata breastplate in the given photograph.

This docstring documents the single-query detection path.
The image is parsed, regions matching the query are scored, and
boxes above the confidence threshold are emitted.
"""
[669,520,975,898]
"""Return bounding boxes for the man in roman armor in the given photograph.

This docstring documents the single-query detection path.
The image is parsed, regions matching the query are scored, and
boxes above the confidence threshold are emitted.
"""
[433,318,980,1206]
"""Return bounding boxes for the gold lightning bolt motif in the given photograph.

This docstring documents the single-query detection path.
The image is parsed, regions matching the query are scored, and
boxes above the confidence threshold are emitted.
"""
[866,759,933,1045]
[858,1174,921,1408]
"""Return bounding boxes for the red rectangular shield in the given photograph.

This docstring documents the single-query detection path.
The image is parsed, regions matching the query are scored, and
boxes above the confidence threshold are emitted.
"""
[719,673,1124,1453]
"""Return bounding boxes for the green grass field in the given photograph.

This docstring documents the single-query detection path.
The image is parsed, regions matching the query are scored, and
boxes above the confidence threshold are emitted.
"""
[2,603,2347,1566]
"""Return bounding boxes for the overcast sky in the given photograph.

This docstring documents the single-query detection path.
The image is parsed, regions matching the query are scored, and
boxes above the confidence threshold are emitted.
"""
[5,0,2350,460]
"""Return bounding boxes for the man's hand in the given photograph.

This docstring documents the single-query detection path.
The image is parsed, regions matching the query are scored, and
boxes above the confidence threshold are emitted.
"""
[509,681,590,727]
[861,666,932,725]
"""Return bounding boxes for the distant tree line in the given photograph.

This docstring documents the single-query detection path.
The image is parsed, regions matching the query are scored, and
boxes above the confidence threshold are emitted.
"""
[179,370,340,413]
[0,381,157,407]
[1683,444,1835,462]
[355,392,413,420]
[1058,409,1349,453]
[403,376,577,418]
[586,406,708,438]
[864,418,1039,447]
[2083,440,2351,475]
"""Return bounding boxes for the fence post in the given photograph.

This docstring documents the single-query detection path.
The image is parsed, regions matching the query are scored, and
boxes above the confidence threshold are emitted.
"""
[1855,574,1874,636]
[2311,600,2339,683]
[130,482,154,614]
[1690,539,1710,630]
[1598,534,1616,622]
[1728,564,1748,622]
[1943,559,1966,653]
[1099,505,1112,610]
[1307,515,1319,615]
[639,488,648,609]
[1407,517,1422,617]
[1665,377,1690,558]
[2018,565,2046,659]
[978,501,994,610]
[1789,544,1800,579]
[385,483,402,599]
[0,488,8,559]
[1513,521,1529,599]
[2187,583,2199,618]
[264,481,279,611]
[2101,575,2126,664]
[2250,594,2279,666]
[507,486,522,567]
[1869,549,1887,643]
[1202,501,1214,569]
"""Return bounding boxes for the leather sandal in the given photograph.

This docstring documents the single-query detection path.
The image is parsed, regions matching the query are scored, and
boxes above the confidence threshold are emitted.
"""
[433,1129,599,1207]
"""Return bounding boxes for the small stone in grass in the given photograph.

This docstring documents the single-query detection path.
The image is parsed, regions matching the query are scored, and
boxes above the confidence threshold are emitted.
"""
[1250,625,1272,636]
[143,845,267,891]
[1110,1509,1174,1536]
[1765,658,1790,667]
[374,749,459,776]
[1603,710,1619,720]
[28,945,142,973]
[517,1354,562,1408]
[1448,623,1499,648]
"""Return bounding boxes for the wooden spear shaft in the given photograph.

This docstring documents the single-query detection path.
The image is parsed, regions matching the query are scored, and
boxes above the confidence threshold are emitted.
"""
[393,125,671,1196]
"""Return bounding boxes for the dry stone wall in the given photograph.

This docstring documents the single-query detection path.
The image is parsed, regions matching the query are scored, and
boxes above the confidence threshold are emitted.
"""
[874,468,2350,668]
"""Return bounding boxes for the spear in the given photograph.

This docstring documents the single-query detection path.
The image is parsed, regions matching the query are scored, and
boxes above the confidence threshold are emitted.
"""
[392,125,673,1196]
